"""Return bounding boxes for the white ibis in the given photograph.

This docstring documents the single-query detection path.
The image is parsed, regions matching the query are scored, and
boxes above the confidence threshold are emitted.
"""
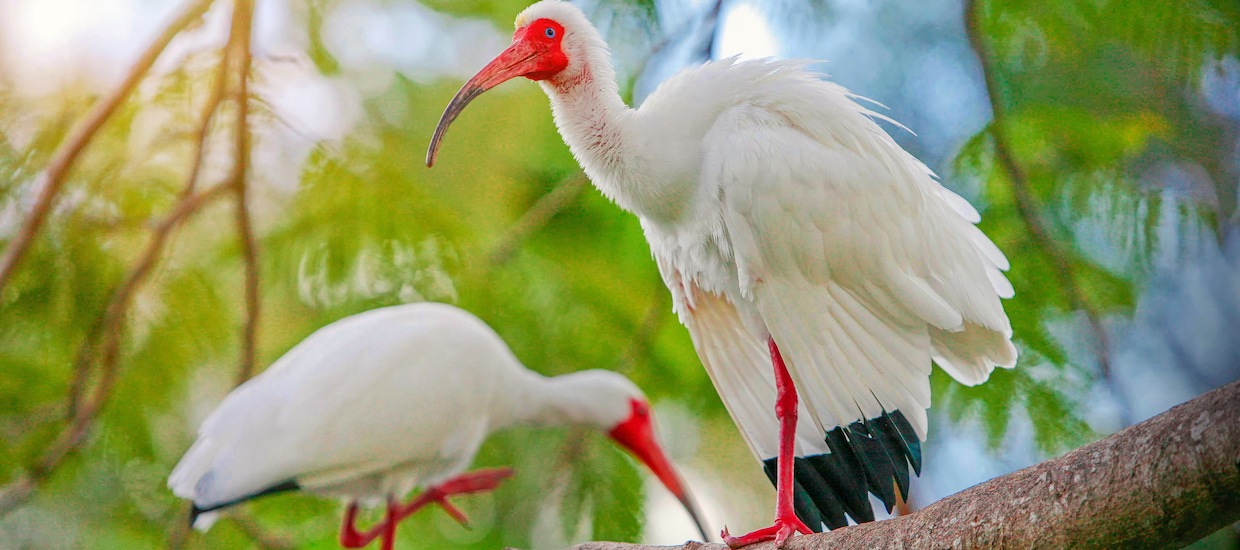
[168,302,708,550]
[426,1,1017,546]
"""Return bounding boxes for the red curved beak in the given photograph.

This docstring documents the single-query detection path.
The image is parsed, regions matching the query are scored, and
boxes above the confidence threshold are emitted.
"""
[426,38,544,167]
[609,404,710,541]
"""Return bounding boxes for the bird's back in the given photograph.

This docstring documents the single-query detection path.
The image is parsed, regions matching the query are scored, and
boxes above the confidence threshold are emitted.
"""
[169,303,524,516]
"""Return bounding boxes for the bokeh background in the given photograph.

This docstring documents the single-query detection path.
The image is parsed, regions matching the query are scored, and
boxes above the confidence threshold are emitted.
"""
[0,0,1238,548]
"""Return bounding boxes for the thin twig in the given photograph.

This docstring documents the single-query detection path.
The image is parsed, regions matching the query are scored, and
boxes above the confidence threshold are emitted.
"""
[626,0,725,102]
[0,183,232,519]
[231,0,260,386]
[612,292,669,374]
[962,0,1128,424]
[68,41,235,418]
[180,46,236,200]
[0,0,215,299]
[230,510,298,550]
[165,507,192,550]
[488,173,589,267]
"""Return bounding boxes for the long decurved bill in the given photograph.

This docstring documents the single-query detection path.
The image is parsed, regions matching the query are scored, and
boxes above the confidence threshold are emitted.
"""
[610,412,711,541]
[426,39,542,167]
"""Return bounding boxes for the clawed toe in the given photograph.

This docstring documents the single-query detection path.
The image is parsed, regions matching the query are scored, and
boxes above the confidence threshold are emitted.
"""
[721,515,811,549]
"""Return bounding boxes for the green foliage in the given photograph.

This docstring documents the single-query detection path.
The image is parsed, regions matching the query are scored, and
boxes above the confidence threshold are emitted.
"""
[938,0,1238,449]
[0,0,1234,547]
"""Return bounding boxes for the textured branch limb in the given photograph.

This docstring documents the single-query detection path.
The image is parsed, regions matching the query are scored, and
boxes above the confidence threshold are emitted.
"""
[230,0,260,386]
[67,34,235,418]
[0,0,215,298]
[962,0,1126,421]
[488,172,588,267]
[0,182,232,519]
[564,379,1240,550]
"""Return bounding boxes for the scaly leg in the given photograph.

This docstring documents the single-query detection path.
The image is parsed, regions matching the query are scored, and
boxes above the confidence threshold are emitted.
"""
[390,468,513,526]
[340,500,388,549]
[339,468,514,549]
[722,338,813,548]
[380,498,399,550]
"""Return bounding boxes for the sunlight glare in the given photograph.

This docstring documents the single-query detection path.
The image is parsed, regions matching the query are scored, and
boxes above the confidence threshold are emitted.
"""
[716,3,779,60]
[3,0,139,94]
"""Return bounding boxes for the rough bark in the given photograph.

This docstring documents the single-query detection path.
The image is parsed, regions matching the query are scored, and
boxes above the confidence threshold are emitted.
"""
[565,379,1240,550]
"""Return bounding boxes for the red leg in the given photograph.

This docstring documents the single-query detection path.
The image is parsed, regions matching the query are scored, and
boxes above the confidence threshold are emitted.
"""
[338,469,515,549]
[380,498,398,550]
[341,501,386,548]
[722,338,813,548]
[391,468,514,526]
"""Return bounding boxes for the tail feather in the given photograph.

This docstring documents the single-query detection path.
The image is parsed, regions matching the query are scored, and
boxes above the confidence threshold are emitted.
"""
[169,434,301,532]
[931,322,1017,386]
[185,480,300,531]
[763,410,920,531]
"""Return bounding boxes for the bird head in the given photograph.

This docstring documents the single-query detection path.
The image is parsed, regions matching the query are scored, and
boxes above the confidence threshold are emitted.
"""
[548,369,710,540]
[427,1,599,167]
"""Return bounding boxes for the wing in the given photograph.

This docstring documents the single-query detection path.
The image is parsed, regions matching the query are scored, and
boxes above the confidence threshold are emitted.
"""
[659,263,828,461]
[706,91,1016,442]
[686,81,1015,525]
[658,260,919,529]
[169,304,500,512]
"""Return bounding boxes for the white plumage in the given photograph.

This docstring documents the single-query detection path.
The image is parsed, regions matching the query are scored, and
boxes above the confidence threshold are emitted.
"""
[168,302,705,542]
[426,0,1016,542]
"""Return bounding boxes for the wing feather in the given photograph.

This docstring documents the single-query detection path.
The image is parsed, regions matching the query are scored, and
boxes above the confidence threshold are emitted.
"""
[704,95,1015,441]
[664,266,830,461]
[171,304,500,509]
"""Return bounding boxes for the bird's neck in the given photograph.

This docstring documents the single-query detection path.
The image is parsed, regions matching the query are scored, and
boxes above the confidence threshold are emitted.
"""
[540,59,688,223]
[498,370,617,430]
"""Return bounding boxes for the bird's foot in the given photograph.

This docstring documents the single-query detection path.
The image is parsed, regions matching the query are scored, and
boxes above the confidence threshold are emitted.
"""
[721,513,812,549]
[339,468,515,547]
[430,468,515,498]
[412,468,514,528]
[340,502,392,549]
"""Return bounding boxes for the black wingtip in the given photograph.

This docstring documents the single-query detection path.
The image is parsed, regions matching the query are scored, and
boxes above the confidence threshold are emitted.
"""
[888,410,922,475]
[846,420,899,512]
[189,504,204,528]
[185,479,301,528]
[759,410,922,531]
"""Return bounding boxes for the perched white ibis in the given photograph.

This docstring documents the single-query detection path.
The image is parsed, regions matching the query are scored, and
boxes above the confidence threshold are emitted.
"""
[426,1,1016,546]
[168,302,707,550]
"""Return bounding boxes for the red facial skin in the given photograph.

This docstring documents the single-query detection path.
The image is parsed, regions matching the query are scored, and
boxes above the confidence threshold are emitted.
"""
[426,18,569,166]
[609,399,709,540]
[516,19,569,81]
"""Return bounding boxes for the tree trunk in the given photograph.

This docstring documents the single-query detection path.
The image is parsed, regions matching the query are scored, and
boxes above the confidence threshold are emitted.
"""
[564,379,1240,550]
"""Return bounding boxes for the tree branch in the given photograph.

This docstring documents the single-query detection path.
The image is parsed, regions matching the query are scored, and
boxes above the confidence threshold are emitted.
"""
[488,173,588,267]
[230,0,260,386]
[626,0,724,100]
[0,182,232,519]
[230,510,298,550]
[563,379,1240,550]
[611,291,669,374]
[962,0,1128,423]
[0,0,215,298]
[67,33,235,418]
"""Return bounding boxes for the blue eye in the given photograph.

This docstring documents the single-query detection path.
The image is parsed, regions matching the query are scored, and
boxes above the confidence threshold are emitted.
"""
[544,27,556,38]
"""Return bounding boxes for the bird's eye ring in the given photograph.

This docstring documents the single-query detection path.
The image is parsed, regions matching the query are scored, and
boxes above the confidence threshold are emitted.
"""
[544,27,556,38]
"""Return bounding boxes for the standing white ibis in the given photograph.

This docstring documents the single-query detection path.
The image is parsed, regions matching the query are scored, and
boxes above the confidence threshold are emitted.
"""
[426,1,1017,546]
[168,302,707,550]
